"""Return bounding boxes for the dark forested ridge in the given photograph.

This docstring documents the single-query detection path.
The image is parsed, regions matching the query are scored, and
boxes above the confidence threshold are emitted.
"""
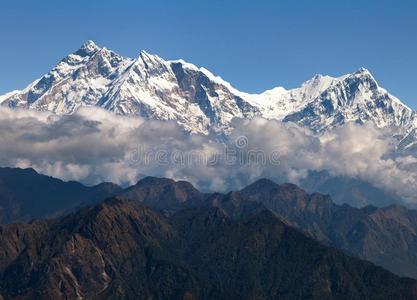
[0,197,416,299]
[1,168,417,299]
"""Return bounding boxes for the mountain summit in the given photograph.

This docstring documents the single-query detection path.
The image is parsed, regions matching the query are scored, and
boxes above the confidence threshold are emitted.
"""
[1,41,415,135]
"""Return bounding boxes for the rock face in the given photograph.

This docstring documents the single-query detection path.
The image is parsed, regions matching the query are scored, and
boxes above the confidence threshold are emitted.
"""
[1,41,416,137]
[1,196,417,300]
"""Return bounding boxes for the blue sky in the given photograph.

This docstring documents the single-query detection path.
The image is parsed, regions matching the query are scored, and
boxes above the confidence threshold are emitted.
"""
[1,0,417,107]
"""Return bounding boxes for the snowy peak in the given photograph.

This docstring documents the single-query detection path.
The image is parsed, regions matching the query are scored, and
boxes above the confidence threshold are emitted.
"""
[74,40,101,57]
[352,67,371,75]
[346,67,379,93]
[137,50,162,66]
[242,73,338,120]
[284,67,415,132]
[353,67,374,78]
[1,41,133,112]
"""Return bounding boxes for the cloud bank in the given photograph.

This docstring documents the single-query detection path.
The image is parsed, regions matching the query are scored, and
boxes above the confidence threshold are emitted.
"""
[1,106,417,205]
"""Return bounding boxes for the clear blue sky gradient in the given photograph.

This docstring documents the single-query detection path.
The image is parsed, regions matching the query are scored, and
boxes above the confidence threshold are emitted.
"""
[1,0,417,107]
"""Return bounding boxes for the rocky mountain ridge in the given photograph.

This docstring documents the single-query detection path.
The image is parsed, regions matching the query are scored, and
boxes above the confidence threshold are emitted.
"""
[1,195,417,299]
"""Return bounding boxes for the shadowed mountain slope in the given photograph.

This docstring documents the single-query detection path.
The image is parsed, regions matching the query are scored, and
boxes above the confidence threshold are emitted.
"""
[0,197,416,299]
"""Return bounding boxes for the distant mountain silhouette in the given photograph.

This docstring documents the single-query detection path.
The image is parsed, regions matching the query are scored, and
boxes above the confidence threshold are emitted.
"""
[0,167,121,223]
[300,170,401,208]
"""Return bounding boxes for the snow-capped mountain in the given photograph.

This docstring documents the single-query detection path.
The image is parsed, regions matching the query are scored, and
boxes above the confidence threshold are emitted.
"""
[284,68,416,133]
[0,41,133,112]
[1,40,415,136]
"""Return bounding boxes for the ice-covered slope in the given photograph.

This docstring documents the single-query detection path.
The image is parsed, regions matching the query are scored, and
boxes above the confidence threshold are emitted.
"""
[1,41,416,136]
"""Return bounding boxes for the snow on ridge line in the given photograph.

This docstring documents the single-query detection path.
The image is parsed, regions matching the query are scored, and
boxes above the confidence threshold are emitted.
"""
[0,39,396,103]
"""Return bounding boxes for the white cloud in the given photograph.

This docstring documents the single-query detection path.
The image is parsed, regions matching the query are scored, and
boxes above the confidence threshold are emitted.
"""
[1,106,417,205]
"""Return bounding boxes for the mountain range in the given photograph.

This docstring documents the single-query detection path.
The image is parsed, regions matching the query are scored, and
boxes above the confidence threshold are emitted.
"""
[1,40,416,141]
[1,193,417,299]
[1,167,417,281]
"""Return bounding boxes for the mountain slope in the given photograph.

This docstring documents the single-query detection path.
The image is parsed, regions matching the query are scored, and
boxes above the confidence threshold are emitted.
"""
[1,197,416,299]
[238,178,417,279]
